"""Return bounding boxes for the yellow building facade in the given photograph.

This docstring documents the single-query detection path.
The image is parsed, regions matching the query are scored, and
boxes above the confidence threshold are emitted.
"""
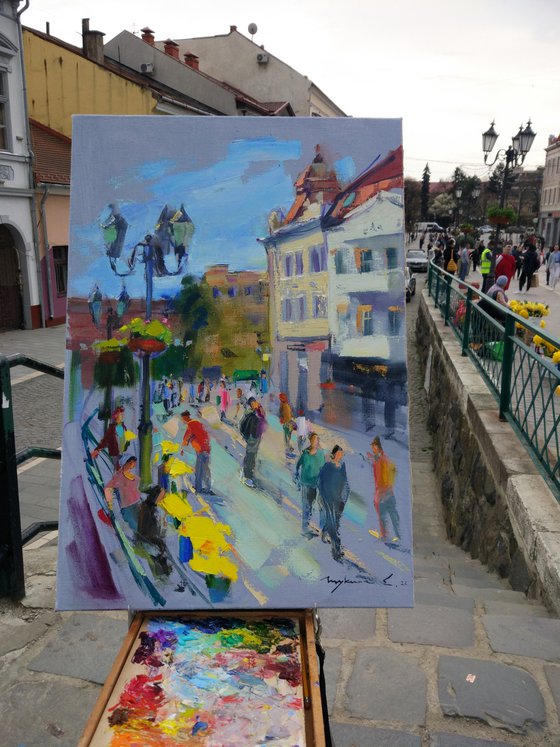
[23,28,154,138]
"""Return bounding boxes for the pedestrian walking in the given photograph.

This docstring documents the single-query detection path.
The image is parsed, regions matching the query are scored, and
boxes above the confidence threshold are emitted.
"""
[547,245,560,289]
[367,436,401,543]
[295,433,326,537]
[495,244,517,290]
[318,445,350,562]
[278,392,295,455]
[239,397,267,488]
[458,244,469,281]
[92,406,133,470]
[181,410,213,494]
[217,379,231,422]
[104,455,142,531]
[519,242,541,293]
[480,244,493,293]
[295,410,309,452]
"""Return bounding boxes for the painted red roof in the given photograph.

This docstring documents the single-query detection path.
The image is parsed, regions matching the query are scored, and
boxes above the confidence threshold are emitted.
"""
[30,119,71,185]
[284,146,341,224]
[325,145,403,223]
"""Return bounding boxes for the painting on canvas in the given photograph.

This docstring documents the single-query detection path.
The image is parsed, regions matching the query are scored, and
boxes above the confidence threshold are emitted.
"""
[58,116,413,611]
[87,616,308,746]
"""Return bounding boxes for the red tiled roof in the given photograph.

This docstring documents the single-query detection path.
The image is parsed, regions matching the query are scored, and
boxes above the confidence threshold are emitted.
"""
[325,145,403,223]
[284,147,341,224]
[30,119,71,185]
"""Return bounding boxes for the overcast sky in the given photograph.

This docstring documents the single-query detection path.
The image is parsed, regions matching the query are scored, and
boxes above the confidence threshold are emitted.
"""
[22,0,560,181]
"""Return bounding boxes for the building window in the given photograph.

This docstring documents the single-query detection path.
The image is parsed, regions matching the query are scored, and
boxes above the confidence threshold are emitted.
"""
[282,298,293,322]
[335,249,346,274]
[212,286,220,298]
[0,72,9,151]
[310,245,327,273]
[386,247,398,269]
[297,295,306,320]
[52,245,68,296]
[228,286,236,297]
[312,294,327,318]
[295,251,304,275]
[362,310,373,335]
[360,249,373,273]
[284,254,293,277]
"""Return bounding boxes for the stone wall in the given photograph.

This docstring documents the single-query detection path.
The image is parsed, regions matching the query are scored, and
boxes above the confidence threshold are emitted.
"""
[416,290,560,614]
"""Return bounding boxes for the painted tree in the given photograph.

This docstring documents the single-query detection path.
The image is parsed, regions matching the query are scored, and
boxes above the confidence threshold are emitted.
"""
[420,164,431,220]
[174,275,221,374]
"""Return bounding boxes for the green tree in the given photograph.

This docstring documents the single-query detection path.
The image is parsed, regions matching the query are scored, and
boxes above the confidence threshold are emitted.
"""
[173,275,221,373]
[429,193,455,223]
[421,164,431,220]
[404,178,421,233]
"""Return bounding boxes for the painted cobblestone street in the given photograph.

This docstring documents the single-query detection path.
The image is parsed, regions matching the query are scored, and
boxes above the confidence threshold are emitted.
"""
[1,276,560,745]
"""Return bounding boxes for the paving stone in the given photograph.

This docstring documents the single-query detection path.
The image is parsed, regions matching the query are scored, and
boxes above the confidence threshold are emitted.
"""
[0,612,58,656]
[21,572,56,609]
[320,607,376,640]
[450,584,529,603]
[28,612,128,685]
[544,665,560,714]
[483,614,560,662]
[0,678,99,747]
[347,648,426,725]
[331,722,421,746]
[414,591,475,611]
[388,604,473,648]
[483,600,550,618]
[430,732,517,747]
[438,655,546,734]
[324,646,342,716]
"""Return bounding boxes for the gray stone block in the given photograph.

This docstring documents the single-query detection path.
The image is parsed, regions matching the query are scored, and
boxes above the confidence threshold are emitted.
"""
[414,591,475,611]
[483,614,560,662]
[28,612,128,684]
[450,584,528,603]
[324,646,342,716]
[0,679,99,747]
[347,648,426,725]
[483,600,550,618]
[319,607,376,640]
[0,612,58,656]
[331,722,421,746]
[388,604,474,648]
[438,655,546,734]
[544,665,560,714]
[430,732,517,747]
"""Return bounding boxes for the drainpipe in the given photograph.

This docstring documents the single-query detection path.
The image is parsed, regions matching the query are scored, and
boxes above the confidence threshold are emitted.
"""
[39,184,54,321]
[17,0,46,328]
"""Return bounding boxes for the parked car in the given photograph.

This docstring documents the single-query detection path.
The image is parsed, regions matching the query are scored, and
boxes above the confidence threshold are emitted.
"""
[479,224,492,233]
[406,250,429,273]
[405,267,416,302]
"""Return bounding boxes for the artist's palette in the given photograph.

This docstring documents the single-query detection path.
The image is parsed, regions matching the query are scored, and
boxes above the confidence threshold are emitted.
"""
[83,612,322,746]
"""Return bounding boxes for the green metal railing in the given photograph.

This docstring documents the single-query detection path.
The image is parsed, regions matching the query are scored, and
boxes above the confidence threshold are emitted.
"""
[427,263,560,498]
[0,354,63,599]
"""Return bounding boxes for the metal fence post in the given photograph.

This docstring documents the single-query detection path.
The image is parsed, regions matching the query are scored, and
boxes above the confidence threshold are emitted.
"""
[499,312,516,421]
[427,263,433,297]
[435,270,441,310]
[444,274,452,325]
[462,287,473,356]
[0,355,24,599]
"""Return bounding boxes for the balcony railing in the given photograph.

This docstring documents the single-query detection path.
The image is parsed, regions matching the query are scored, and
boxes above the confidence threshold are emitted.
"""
[427,262,560,498]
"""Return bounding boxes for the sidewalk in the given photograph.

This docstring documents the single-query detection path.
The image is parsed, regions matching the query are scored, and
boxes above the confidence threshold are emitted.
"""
[1,305,560,745]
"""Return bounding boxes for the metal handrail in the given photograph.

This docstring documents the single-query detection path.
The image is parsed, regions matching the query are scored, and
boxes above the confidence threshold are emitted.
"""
[0,354,64,599]
[426,262,560,498]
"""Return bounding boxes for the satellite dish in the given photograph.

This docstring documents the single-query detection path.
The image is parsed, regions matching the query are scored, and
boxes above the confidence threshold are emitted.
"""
[248,23,258,38]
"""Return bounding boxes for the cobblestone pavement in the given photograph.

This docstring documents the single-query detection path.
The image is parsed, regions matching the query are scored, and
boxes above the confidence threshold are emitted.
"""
[1,293,560,745]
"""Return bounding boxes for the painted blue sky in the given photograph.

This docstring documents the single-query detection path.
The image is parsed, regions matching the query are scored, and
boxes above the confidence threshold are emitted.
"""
[69,117,402,300]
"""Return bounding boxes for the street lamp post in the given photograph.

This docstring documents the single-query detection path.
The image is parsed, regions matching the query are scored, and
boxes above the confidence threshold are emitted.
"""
[481,120,536,286]
[454,186,463,228]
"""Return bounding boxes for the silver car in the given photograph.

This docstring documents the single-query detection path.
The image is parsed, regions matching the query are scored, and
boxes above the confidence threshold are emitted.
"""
[406,250,428,273]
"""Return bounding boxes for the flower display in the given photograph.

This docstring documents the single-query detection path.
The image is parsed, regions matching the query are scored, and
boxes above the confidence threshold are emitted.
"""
[508,300,549,319]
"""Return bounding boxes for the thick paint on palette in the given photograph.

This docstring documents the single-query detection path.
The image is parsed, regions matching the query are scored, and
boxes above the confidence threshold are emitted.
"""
[89,617,306,746]
[57,116,414,611]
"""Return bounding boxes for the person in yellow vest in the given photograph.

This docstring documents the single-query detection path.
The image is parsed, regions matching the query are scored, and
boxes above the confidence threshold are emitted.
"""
[480,243,493,292]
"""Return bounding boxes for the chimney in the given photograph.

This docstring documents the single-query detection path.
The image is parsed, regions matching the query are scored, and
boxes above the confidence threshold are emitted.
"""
[82,18,105,64]
[141,27,155,46]
[183,52,199,70]
[163,39,179,60]
[230,25,237,32]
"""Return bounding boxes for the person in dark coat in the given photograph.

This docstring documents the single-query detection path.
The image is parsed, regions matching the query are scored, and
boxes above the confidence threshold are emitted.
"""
[519,242,541,292]
[239,397,267,488]
[318,445,350,562]
[443,238,458,274]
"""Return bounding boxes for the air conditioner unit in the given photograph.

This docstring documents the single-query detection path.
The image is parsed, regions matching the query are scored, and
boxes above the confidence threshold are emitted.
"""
[140,62,155,75]
[256,52,269,64]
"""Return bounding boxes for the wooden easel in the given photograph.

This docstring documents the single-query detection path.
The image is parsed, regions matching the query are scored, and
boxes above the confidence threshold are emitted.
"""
[80,609,326,746]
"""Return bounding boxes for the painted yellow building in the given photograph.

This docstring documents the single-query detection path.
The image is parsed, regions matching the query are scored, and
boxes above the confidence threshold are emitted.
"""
[23,27,154,138]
